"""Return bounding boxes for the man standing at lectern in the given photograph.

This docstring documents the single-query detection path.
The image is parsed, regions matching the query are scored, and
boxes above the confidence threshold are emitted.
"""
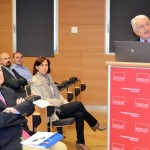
[131,14,150,42]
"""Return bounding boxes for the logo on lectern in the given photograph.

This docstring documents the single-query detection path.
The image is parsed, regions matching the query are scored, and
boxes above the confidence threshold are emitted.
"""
[112,96,125,105]
[136,73,150,83]
[112,143,124,150]
[113,72,125,81]
[135,98,149,109]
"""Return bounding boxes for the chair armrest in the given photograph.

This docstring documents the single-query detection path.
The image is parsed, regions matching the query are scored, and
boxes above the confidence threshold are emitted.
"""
[47,105,55,117]
[25,95,41,102]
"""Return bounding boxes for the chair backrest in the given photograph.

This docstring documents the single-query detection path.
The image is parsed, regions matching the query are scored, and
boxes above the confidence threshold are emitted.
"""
[24,85,48,132]
[61,80,72,89]
[69,77,78,83]
[24,84,31,96]
[25,95,41,132]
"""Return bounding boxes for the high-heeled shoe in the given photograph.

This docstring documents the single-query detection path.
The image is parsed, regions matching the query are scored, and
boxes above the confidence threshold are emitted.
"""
[76,143,89,150]
[91,122,107,132]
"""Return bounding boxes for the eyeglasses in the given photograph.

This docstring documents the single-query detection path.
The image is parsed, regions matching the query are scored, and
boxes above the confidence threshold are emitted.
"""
[136,22,150,30]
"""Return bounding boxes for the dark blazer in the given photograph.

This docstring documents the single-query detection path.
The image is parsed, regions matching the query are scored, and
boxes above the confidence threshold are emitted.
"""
[1,66,28,98]
[0,86,35,150]
[135,37,140,41]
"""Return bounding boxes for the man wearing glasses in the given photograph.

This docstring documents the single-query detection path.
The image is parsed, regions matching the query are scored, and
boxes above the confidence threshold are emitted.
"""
[131,14,150,42]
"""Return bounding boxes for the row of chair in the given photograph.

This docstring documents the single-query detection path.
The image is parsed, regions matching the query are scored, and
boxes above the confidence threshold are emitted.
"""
[25,77,86,135]
[56,77,86,102]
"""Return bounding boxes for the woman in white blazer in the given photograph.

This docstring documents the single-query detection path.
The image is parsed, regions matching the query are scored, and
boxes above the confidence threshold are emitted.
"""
[30,56,107,150]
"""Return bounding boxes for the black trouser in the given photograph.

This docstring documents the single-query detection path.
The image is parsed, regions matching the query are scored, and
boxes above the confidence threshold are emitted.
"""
[0,129,22,150]
[56,101,98,144]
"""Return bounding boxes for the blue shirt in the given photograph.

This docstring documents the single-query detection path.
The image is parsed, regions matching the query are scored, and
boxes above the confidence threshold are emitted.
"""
[12,64,32,82]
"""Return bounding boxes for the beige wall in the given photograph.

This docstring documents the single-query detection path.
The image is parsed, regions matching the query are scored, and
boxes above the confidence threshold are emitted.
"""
[0,0,115,106]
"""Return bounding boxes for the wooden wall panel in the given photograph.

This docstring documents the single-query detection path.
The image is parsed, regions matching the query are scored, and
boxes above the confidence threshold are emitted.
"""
[59,0,105,25]
[0,0,12,53]
[50,52,82,83]
[0,0,12,25]
[59,25,105,52]
[23,57,36,73]
[81,79,108,105]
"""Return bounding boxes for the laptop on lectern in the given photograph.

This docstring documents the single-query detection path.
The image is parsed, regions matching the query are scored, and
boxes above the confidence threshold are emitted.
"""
[114,41,150,63]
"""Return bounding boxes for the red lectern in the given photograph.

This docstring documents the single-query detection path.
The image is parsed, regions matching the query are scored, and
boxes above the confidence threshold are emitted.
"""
[106,61,150,150]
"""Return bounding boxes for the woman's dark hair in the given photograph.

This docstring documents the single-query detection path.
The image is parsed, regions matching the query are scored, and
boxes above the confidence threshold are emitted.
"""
[33,56,51,75]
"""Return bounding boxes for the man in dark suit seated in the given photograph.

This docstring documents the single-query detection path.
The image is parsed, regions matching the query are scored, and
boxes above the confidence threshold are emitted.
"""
[0,66,68,150]
[131,14,150,42]
[0,65,35,150]
[0,52,27,98]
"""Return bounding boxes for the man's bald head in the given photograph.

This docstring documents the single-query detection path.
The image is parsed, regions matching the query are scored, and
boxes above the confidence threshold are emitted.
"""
[0,52,11,68]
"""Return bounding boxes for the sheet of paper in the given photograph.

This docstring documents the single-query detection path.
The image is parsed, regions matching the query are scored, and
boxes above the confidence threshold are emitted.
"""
[33,99,52,108]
